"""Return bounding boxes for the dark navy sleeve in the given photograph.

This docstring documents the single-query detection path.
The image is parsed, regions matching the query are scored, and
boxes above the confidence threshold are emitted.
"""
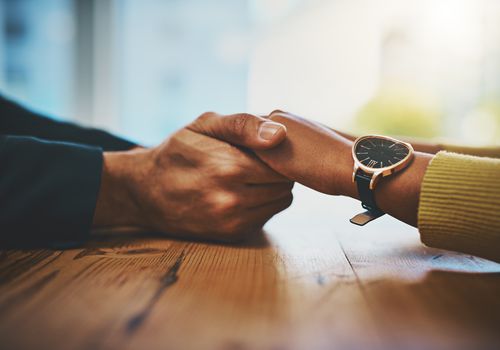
[0,95,137,151]
[0,135,103,247]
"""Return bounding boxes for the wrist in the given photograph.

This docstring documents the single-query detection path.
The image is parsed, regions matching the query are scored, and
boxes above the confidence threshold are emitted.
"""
[375,151,433,225]
[92,149,146,228]
[329,138,358,199]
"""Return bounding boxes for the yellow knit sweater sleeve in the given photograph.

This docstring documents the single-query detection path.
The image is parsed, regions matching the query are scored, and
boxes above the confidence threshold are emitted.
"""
[440,144,500,158]
[418,151,500,262]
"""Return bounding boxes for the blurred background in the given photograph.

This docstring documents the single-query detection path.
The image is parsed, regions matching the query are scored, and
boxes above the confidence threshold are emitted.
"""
[1,0,500,146]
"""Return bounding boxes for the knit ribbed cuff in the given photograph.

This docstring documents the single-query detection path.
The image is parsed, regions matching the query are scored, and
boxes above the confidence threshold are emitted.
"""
[440,143,500,159]
[418,151,500,262]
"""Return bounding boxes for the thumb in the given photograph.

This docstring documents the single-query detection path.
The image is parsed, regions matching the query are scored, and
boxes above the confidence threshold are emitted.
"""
[187,112,287,150]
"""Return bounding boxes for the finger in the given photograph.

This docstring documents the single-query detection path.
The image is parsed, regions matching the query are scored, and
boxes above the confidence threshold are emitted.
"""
[214,193,294,242]
[244,193,294,225]
[239,182,294,208]
[178,128,290,184]
[235,150,292,184]
[187,112,287,150]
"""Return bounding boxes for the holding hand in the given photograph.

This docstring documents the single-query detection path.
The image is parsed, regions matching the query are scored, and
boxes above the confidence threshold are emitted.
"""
[93,112,293,242]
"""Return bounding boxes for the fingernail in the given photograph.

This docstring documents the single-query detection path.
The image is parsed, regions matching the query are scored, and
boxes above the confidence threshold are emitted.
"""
[259,122,284,141]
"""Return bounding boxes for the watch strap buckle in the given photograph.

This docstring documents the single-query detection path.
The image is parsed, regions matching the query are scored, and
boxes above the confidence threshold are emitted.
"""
[350,209,385,226]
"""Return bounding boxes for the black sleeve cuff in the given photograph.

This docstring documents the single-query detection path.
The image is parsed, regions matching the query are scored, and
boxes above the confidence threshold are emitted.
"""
[0,94,138,151]
[0,135,103,247]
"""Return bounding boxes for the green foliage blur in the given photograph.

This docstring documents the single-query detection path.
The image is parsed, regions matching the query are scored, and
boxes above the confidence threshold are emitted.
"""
[471,100,500,143]
[353,87,441,138]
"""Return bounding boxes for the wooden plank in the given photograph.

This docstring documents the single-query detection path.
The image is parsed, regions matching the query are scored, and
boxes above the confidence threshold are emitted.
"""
[337,211,500,350]
[0,186,499,350]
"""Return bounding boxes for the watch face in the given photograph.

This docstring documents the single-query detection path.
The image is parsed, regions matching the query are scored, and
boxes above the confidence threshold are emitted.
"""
[354,136,411,169]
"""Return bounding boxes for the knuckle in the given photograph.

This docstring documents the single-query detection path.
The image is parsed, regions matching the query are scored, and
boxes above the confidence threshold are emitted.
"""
[210,192,241,214]
[217,164,243,179]
[196,111,216,123]
[230,113,253,136]
[191,112,217,132]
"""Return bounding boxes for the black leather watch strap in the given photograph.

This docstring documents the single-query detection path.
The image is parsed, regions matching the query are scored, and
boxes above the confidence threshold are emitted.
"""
[354,169,381,212]
[350,169,385,226]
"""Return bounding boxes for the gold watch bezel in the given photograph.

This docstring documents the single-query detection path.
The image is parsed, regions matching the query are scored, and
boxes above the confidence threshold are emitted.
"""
[351,135,414,190]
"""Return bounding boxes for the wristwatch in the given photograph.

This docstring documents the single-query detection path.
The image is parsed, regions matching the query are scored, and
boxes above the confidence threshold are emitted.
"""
[350,135,414,225]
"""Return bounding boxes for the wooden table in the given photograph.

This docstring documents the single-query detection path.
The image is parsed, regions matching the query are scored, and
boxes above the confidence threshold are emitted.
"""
[1,186,499,350]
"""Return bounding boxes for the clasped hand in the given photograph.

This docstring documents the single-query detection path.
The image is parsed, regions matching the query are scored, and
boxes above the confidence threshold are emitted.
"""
[93,111,361,241]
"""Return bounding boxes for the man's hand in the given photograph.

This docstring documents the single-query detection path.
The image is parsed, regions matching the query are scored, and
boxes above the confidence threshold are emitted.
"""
[93,112,293,242]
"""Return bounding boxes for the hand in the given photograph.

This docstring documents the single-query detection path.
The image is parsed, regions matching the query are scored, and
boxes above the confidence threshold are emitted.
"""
[254,111,433,227]
[255,111,355,197]
[93,112,294,242]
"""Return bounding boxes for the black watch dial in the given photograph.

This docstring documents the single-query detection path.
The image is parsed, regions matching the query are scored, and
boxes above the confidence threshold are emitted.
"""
[354,137,410,169]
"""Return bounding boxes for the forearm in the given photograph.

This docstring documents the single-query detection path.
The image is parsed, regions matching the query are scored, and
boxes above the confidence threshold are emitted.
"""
[0,135,103,245]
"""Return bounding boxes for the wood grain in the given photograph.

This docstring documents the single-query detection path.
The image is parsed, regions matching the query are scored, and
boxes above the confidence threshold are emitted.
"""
[1,186,499,350]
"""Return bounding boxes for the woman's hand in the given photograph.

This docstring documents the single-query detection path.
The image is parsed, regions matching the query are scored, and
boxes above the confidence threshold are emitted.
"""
[255,111,433,227]
[254,111,356,197]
